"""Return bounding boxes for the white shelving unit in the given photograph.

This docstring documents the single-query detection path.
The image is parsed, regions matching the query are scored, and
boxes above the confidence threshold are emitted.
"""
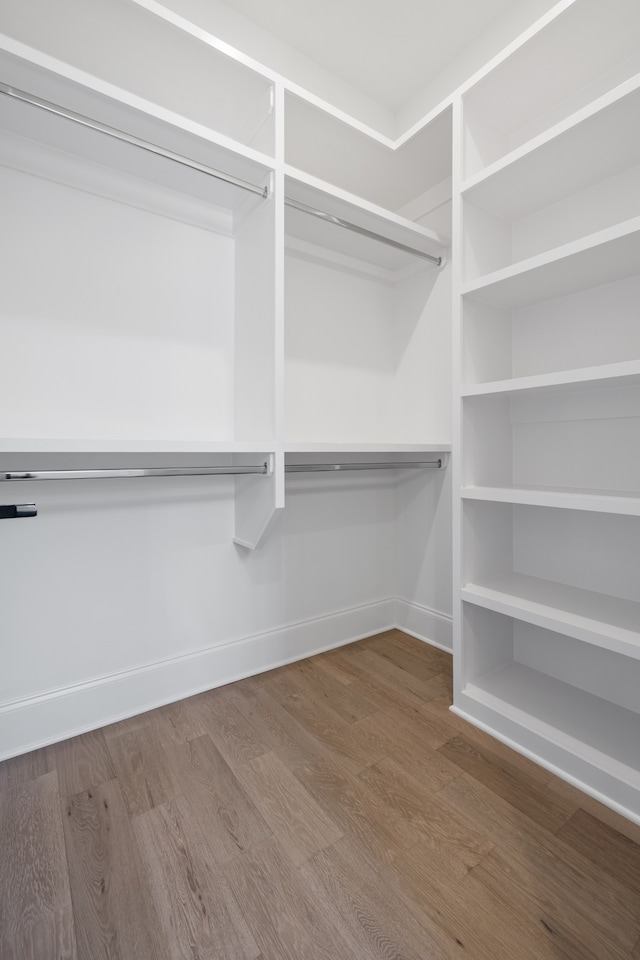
[0,18,280,548]
[0,0,450,548]
[454,0,640,822]
[283,138,449,447]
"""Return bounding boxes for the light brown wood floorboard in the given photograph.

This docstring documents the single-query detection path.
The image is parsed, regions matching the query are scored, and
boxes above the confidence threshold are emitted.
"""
[0,772,77,960]
[1,630,639,959]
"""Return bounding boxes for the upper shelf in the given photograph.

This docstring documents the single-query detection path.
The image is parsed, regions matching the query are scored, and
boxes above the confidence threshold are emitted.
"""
[285,168,447,275]
[463,218,640,309]
[463,0,640,177]
[285,443,450,454]
[285,91,452,213]
[0,45,274,234]
[462,75,640,222]
[0,439,277,455]
[461,359,640,398]
[0,0,275,153]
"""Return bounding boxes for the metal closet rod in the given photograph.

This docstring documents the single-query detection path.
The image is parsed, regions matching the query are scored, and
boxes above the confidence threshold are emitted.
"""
[286,460,442,473]
[1,460,442,481]
[1,82,442,266]
[285,197,442,266]
[1,464,270,482]
[0,82,269,199]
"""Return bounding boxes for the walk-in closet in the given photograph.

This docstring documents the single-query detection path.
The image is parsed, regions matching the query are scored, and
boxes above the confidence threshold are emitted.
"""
[1,2,639,958]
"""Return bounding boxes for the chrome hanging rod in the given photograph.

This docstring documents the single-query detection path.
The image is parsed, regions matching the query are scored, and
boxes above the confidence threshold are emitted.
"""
[285,197,442,266]
[1,464,270,482]
[286,459,441,473]
[0,82,269,199]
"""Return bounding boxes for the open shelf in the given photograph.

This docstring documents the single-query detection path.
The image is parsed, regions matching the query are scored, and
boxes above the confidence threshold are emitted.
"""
[285,168,446,275]
[464,661,640,785]
[285,442,450,454]
[0,47,274,235]
[457,601,640,815]
[461,485,640,515]
[462,0,640,178]
[462,572,640,661]
[284,92,452,213]
[0,43,278,456]
[0,1,275,154]
[461,359,640,398]
[0,439,276,455]
[463,218,640,309]
[463,275,640,387]
[462,76,640,221]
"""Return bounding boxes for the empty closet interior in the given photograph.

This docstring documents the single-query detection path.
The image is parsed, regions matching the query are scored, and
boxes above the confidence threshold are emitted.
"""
[1,0,638,824]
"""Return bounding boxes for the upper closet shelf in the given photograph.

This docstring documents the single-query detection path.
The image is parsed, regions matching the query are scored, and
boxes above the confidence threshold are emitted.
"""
[285,443,450,454]
[0,439,277,455]
[462,0,640,177]
[0,47,274,234]
[462,75,640,221]
[461,485,640,516]
[463,218,640,309]
[461,359,640,398]
[284,168,446,275]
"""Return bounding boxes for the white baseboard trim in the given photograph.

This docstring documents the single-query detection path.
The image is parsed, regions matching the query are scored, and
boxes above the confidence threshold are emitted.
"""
[394,598,453,653]
[0,598,396,761]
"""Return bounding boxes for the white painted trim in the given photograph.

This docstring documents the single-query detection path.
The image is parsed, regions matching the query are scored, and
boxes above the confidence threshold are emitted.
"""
[394,598,453,653]
[450,704,640,827]
[0,597,456,760]
[132,0,577,147]
[0,599,396,761]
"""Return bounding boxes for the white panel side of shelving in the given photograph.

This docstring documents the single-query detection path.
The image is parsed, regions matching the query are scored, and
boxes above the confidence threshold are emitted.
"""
[451,91,466,702]
[461,499,513,589]
[234,195,277,442]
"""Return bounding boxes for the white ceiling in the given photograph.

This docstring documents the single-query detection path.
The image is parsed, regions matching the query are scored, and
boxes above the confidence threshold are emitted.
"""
[218,0,524,111]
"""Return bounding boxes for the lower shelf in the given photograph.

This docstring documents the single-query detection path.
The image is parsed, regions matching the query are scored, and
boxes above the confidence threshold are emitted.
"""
[455,663,640,822]
[464,662,639,778]
[457,602,640,821]
[462,572,640,659]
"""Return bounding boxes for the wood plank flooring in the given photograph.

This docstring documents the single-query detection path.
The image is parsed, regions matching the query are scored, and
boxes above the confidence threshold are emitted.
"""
[1,629,639,960]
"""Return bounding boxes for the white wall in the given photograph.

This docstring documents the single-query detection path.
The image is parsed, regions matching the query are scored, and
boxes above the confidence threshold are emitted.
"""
[0,0,454,759]
[397,0,560,132]
[0,465,400,757]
